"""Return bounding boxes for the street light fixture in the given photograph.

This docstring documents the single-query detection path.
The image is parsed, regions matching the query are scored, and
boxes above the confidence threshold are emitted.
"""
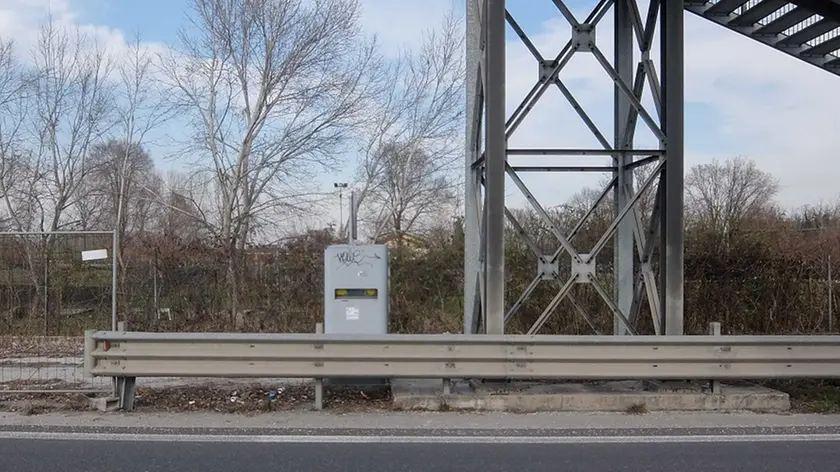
[334,182,348,231]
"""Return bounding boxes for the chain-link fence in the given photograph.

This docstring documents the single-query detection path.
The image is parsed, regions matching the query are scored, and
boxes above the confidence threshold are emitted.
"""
[0,231,114,393]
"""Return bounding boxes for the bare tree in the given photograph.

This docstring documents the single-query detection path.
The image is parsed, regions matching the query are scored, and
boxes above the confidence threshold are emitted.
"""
[83,140,157,235]
[0,21,115,330]
[685,156,779,245]
[556,185,615,246]
[793,200,840,230]
[354,8,465,241]
[0,38,30,230]
[108,32,172,271]
[159,0,378,319]
[157,170,208,241]
[24,20,114,232]
[363,141,457,242]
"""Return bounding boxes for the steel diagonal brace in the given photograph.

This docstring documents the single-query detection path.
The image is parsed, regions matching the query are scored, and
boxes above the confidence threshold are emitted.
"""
[578,176,656,334]
[625,0,660,55]
[506,41,576,138]
[628,177,663,333]
[527,274,577,335]
[637,0,663,117]
[478,172,544,258]
[505,0,614,139]
[622,62,648,148]
[506,10,543,61]
[565,292,602,334]
[505,164,581,264]
[620,170,663,332]
[590,159,664,259]
[475,191,488,327]
[552,0,581,27]
[502,205,599,330]
[621,0,663,142]
[589,43,666,143]
[620,61,660,142]
[479,175,549,326]
[582,161,665,333]
[616,179,659,334]
[503,204,543,257]
[642,59,663,120]
[508,7,613,151]
[518,275,601,333]
[554,78,613,150]
[627,180,662,321]
[505,275,542,324]
[525,273,601,335]
[547,176,617,266]
[588,274,638,335]
[468,67,485,154]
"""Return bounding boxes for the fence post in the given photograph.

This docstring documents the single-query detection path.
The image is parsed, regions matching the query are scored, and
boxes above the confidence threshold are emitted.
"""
[829,255,833,333]
[83,330,95,378]
[314,322,324,410]
[709,322,721,394]
[111,230,118,331]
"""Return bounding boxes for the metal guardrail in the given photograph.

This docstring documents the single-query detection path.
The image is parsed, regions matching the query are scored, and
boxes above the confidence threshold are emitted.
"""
[84,330,840,409]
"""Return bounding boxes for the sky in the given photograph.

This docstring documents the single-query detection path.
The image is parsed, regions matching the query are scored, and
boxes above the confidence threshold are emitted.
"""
[1,0,838,229]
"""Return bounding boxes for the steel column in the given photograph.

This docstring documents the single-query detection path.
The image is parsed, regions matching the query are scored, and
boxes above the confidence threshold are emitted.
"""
[484,0,507,335]
[614,0,635,336]
[464,0,483,334]
[661,0,685,335]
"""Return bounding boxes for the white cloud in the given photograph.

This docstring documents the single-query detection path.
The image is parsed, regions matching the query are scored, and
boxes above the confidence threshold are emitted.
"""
[358,0,462,56]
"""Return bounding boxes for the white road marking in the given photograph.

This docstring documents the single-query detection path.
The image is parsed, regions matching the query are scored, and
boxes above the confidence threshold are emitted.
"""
[0,432,839,444]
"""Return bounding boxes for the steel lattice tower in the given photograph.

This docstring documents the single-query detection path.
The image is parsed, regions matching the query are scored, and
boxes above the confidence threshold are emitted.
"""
[464,0,685,336]
[464,0,840,336]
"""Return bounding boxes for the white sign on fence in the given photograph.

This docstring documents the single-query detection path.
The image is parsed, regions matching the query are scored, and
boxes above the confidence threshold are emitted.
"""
[81,249,109,261]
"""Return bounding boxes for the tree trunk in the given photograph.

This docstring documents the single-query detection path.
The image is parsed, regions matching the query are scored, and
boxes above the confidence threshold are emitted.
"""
[227,240,243,330]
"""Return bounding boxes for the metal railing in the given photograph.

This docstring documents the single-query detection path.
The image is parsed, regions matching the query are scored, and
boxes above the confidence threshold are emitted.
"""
[0,230,116,394]
[0,335,110,394]
[85,330,840,409]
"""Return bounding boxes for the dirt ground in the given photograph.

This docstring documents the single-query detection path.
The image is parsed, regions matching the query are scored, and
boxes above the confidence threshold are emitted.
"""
[2,380,840,415]
[0,382,393,415]
[0,336,83,358]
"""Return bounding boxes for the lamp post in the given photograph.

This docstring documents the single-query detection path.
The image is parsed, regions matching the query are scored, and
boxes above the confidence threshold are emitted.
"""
[333,182,348,233]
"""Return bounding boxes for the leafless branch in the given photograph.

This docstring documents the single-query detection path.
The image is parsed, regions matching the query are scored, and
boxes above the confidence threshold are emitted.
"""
[353,8,465,240]
[686,156,779,246]
[24,19,115,232]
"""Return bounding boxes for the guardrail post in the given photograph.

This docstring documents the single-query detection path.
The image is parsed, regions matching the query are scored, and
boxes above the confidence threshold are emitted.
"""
[709,322,721,394]
[442,379,452,396]
[113,321,129,399]
[314,322,324,410]
[117,377,137,410]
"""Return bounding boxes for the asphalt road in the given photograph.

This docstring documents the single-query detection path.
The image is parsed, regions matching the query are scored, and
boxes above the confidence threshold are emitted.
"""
[1,435,838,472]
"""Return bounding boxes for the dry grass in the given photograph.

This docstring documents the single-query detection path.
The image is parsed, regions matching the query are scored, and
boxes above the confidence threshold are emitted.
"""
[625,403,648,415]
[0,391,92,414]
[764,380,840,413]
[0,336,84,358]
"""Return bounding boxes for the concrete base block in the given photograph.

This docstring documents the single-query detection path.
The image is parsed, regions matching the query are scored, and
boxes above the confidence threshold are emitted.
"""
[89,396,120,412]
[390,379,790,413]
